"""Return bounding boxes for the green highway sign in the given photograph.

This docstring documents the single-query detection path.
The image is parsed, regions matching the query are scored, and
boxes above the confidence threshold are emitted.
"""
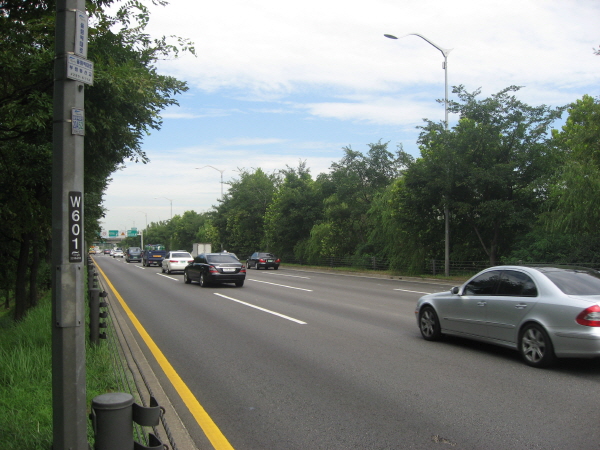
[127,229,138,237]
[109,230,118,237]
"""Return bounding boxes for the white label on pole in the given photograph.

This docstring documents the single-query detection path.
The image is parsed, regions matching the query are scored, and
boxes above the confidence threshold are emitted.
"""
[66,55,94,85]
[71,108,84,135]
[68,192,83,263]
[75,10,88,57]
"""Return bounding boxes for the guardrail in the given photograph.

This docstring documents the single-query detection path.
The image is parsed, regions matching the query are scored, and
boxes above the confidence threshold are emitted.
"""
[86,257,177,449]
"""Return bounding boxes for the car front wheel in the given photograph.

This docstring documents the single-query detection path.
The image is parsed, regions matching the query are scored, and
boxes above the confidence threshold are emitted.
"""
[519,324,556,368]
[419,306,442,341]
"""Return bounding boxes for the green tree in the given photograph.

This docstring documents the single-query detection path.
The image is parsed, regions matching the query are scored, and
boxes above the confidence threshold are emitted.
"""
[544,95,600,234]
[214,168,278,256]
[0,0,192,319]
[264,162,324,257]
[304,141,402,259]
[406,86,563,265]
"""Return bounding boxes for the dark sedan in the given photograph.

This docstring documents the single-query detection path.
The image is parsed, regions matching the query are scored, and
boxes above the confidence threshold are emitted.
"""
[184,253,246,287]
[246,252,280,270]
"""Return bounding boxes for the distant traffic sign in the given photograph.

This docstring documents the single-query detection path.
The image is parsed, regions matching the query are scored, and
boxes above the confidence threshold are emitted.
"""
[109,230,118,237]
[127,229,138,237]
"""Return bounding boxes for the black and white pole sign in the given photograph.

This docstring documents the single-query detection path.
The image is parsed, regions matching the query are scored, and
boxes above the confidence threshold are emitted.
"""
[68,191,83,263]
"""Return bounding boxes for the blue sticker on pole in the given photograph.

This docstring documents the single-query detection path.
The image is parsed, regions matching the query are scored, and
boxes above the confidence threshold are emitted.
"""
[69,191,83,262]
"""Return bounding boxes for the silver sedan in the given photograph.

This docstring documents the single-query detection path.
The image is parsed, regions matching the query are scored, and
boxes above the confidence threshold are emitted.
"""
[415,265,600,368]
[162,251,194,274]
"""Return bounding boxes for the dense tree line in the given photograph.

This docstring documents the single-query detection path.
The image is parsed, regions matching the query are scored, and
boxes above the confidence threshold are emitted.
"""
[130,87,600,275]
[1,0,192,319]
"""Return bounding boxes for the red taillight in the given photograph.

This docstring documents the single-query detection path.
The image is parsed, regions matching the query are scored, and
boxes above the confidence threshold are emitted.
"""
[240,268,246,273]
[169,260,178,263]
[188,260,194,263]
[209,266,218,274]
[576,305,600,327]
[259,258,266,263]
[275,258,281,263]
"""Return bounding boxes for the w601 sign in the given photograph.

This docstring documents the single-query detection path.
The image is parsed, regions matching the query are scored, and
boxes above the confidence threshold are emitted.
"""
[69,191,83,263]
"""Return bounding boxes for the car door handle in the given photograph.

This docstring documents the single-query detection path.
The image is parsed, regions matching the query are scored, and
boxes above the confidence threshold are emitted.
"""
[477,301,487,307]
[515,303,528,309]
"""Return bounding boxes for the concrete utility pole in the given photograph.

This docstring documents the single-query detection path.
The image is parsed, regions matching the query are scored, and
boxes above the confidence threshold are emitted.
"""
[52,0,91,448]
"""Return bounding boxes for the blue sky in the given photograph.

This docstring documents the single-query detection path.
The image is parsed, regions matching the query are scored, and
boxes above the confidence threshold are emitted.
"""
[100,0,600,235]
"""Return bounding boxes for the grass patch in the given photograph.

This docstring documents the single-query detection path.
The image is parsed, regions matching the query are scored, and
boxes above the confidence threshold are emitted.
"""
[0,292,121,449]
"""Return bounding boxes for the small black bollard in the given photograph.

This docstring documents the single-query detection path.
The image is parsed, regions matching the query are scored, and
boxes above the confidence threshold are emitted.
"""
[89,288,100,345]
[91,393,164,450]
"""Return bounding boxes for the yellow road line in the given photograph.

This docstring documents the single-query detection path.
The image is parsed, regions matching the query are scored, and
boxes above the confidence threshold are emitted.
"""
[94,262,234,450]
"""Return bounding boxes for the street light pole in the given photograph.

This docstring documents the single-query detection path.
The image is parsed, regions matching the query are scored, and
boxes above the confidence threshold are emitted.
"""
[154,197,173,219]
[196,165,225,201]
[138,211,147,248]
[384,32,452,277]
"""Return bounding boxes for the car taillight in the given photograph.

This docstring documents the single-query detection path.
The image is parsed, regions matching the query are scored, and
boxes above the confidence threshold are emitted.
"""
[240,268,246,273]
[259,258,266,263]
[275,258,281,263]
[209,266,218,274]
[576,305,600,327]
[188,260,194,263]
[169,260,178,263]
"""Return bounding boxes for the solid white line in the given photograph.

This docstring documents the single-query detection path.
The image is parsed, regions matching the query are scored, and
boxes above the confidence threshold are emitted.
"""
[393,289,432,294]
[264,273,311,279]
[248,279,313,291]
[213,293,307,324]
[157,273,179,281]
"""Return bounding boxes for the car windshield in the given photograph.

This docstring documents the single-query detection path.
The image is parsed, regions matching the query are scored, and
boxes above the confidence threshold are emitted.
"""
[541,269,600,295]
[172,252,191,258]
[207,255,239,264]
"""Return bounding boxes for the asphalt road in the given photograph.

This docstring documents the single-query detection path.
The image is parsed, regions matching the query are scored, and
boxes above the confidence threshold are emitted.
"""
[94,255,600,450]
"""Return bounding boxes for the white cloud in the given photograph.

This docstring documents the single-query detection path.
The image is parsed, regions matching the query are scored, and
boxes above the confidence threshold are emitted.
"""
[99,0,600,233]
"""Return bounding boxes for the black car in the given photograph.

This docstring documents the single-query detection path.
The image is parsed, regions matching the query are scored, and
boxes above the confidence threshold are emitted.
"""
[246,252,280,270]
[125,247,142,263]
[184,253,246,287]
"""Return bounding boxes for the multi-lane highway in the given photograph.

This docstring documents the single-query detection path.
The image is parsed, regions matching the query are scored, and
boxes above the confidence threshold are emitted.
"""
[94,255,600,450]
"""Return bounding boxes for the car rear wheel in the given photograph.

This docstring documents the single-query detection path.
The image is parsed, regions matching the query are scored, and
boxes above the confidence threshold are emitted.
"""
[199,272,209,287]
[519,323,556,368]
[419,306,442,341]
[235,281,244,287]
[183,272,191,284]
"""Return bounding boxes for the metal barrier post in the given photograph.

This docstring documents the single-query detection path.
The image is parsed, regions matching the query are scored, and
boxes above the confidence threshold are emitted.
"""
[91,393,134,450]
[89,288,100,345]
[91,393,164,450]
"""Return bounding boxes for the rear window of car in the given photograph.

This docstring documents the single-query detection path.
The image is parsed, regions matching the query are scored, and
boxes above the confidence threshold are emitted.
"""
[207,255,239,264]
[172,252,191,258]
[259,253,275,258]
[542,269,600,295]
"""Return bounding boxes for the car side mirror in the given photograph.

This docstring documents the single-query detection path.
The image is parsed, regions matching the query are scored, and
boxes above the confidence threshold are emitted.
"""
[451,286,460,295]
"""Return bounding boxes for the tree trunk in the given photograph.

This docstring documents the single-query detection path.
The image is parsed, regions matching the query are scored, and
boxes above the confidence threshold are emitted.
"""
[29,240,39,308]
[14,233,31,321]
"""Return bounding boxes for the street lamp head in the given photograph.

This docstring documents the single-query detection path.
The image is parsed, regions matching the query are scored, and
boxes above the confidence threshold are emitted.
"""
[384,34,398,39]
